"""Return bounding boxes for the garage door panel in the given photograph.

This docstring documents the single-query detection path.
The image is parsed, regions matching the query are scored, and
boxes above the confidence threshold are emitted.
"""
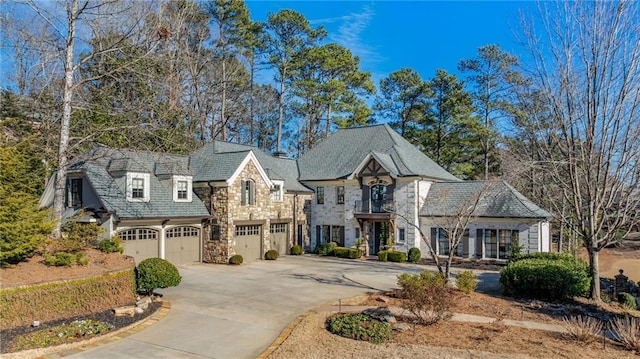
[235,225,262,262]
[119,228,159,265]
[270,223,288,256]
[166,226,200,265]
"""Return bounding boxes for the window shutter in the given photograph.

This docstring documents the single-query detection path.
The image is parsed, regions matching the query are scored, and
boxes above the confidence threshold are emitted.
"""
[249,180,254,204]
[316,225,321,245]
[340,226,345,246]
[430,227,437,254]
[476,229,483,258]
[462,230,470,257]
[241,181,246,205]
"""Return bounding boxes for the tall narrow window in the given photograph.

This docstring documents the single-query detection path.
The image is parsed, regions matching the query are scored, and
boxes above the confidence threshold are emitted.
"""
[316,186,324,204]
[336,186,345,204]
[485,229,498,259]
[242,179,255,205]
[69,178,83,207]
[132,178,145,199]
[397,228,406,244]
[437,228,450,255]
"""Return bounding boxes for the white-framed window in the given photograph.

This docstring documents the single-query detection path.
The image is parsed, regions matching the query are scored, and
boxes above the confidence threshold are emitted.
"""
[241,179,255,205]
[172,175,192,202]
[397,227,406,245]
[126,172,150,202]
[270,223,287,233]
[271,181,284,202]
[166,226,199,238]
[437,228,450,256]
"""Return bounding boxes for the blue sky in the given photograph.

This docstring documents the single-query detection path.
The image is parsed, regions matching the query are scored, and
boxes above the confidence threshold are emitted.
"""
[246,1,534,86]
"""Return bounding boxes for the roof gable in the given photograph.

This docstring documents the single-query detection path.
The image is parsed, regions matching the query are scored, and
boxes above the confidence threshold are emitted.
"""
[298,124,459,181]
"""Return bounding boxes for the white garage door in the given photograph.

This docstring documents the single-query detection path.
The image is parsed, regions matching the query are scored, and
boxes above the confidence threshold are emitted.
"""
[165,226,201,265]
[119,228,159,265]
[270,223,288,256]
[234,225,262,262]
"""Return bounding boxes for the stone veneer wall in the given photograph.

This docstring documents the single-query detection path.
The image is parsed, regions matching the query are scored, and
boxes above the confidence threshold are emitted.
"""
[202,159,310,263]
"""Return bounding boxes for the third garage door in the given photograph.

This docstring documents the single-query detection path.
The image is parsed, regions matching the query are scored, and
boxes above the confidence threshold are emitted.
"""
[234,225,262,262]
[270,223,288,256]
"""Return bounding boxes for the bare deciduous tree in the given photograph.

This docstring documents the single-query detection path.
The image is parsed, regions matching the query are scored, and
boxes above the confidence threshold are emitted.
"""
[518,0,640,301]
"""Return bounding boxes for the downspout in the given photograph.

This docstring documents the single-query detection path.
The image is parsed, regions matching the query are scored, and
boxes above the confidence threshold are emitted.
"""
[293,193,298,247]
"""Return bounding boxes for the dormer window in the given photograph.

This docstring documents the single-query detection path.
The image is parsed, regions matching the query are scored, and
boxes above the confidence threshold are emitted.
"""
[126,172,150,202]
[173,175,193,202]
[271,180,284,202]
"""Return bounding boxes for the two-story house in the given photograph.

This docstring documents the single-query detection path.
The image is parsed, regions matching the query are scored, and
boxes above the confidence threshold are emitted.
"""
[41,124,551,265]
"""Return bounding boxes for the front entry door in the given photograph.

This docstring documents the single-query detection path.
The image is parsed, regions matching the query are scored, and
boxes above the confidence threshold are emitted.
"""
[369,222,390,255]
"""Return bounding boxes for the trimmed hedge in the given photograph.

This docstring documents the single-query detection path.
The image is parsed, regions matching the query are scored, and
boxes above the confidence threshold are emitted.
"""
[510,252,577,262]
[290,245,303,255]
[387,251,407,263]
[265,249,279,260]
[334,247,363,259]
[229,254,243,265]
[136,258,182,295]
[500,257,590,300]
[408,248,421,263]
[377,250,388,262]
[314,242,338,256]
[0,268,136,330]
[326,313,392,344]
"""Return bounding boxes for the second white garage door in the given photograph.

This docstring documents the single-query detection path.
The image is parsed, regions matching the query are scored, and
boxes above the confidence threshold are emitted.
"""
[119,228,159,265]
[165,226,201,265]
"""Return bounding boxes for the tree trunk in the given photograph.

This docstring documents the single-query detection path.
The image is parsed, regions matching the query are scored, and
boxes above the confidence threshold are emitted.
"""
[52,0,79,239]
[219,58,227,141]
[276,72,285,154]
[587,244,602,302]
[325,103,331,138]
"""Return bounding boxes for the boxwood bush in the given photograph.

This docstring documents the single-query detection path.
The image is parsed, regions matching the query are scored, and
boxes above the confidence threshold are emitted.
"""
[334,247,362,259]
[387,251,407,263]
[408,248,421,263]
[97,236,124,254]
[136,258,182,296]
[326,313,392,344]
[500,257,589,300]
[229,254,243,265]
[314,242,338,256]
[290,245,303,255]
[617,292,638,310]
[377,250,388,262]
[265,249,278,260]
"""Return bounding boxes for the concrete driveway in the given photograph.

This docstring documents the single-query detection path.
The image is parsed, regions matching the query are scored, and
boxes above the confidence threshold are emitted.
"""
[71,255,499,359]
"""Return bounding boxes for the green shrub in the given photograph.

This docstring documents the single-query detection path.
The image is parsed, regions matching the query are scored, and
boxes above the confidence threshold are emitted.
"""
[617,292,638,310]
[408,248,421,263]
[397,271,453,325]
[290,245,303,255]
[136,258,182,295]
[265,249,278,260]
[377,250,388,262]
[326,313,392,344]
[97,236,124,254]
[229,254,243,265]
[314,242,338,256]
[387,251,406,263]
[510,252,577,262]
[500,257,590,300]
[334,247,362,259]
[75,252,89,266]
[59,219,104,252]
[455,270,478,294]
[44,252,74,267]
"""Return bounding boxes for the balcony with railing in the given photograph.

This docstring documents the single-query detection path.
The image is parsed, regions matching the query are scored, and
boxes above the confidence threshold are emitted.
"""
[354,200,395,216]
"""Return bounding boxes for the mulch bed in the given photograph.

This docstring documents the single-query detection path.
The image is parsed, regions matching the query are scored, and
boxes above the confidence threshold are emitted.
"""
[0,301,162,354]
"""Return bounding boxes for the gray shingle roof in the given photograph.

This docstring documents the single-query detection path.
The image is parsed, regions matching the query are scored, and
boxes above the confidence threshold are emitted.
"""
[191,141,312,193]
[71,147,210,219]
[421,181,553,219]
[297,124,459,181]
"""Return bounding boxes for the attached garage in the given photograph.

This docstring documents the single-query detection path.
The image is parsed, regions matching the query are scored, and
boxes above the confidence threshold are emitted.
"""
[234,225,262,262]
[119,228,159,265]
[165,226,201,265]
[270,223,288,256]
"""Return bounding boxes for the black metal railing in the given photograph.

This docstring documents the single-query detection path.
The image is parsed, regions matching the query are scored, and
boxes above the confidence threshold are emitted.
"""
[354,200,394,213]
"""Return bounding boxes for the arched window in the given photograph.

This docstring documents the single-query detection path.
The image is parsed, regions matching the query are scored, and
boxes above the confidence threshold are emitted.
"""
[117,228,159,240]
[241,179,255,205]
[371,185,387,213]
